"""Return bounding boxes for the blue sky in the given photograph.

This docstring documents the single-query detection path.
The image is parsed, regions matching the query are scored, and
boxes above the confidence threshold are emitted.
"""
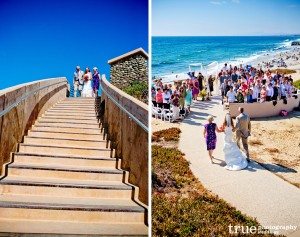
[0,0,148,90]
[152,0,300,36]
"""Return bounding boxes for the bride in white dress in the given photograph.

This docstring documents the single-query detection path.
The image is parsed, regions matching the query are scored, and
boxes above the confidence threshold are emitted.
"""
[81,68,93,97]
[223,113,248,171]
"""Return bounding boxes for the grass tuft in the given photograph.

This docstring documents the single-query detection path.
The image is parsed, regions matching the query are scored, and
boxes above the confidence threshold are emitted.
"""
[265,148,280,153]
[249,139,263,146]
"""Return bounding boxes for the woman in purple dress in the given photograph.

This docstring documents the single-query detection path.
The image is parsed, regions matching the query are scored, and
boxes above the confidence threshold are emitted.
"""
[203,115,222,163]
[92,67,100,97]
[192,79,200,100]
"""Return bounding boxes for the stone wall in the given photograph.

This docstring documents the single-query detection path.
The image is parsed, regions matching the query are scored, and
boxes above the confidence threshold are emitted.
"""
[99,76,148,207]
[0,78,68,174]
[229,96,300,118]
[110,53,148,90]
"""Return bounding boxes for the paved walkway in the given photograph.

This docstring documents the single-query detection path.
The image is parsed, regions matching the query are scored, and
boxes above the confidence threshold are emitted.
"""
[178,96,300,236]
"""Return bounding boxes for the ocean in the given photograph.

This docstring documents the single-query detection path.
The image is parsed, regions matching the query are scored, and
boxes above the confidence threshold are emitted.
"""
[152,35,300,77]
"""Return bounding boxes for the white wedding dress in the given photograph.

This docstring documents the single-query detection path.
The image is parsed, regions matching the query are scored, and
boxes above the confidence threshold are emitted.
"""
[82,79,93,97]
[223,114,248,171]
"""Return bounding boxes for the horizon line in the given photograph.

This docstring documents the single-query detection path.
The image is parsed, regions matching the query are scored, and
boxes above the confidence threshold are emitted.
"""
[152,34,300,37]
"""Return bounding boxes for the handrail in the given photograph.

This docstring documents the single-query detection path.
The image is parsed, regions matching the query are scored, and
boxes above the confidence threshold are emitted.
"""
[100,84,149,132]
[0,80,66,118]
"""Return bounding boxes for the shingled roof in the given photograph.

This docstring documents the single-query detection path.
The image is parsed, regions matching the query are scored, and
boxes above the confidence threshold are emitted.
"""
[108,48,148,65]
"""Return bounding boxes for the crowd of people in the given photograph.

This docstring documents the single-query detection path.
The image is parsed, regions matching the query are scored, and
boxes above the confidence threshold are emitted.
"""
[73,66,100,97]
[151,72,213,121]
[152,63,297,122]
[219,63,296,104]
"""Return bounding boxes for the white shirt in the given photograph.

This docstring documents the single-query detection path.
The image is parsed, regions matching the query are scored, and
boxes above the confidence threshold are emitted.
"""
[74,70,84,84]
[266,86,274,97]
[163,91,171,103]
[222,66,229,71]
[280,84,287,96]
[252,86,259,99]
[226,90,236,102]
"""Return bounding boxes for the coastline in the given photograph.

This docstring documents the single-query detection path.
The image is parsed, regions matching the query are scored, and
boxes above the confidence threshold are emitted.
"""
[153,45,300,83]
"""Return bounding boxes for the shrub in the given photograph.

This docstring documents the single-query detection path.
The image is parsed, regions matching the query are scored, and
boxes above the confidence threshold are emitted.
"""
[152,128,181,142]
[293,80,300,89]
[152,145,194,190]
[123,80,148,102]
[270,69,296,74]
[152,195,270,237]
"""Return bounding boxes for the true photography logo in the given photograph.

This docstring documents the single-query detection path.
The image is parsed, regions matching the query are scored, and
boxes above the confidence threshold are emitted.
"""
[228,224,297,235]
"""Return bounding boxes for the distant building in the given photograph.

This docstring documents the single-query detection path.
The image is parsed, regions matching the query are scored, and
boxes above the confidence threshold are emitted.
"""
[108,48,148,90]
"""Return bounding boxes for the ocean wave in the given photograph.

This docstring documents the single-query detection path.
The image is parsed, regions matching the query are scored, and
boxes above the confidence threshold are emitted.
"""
[274,38,293,50]
[152,60,177,67]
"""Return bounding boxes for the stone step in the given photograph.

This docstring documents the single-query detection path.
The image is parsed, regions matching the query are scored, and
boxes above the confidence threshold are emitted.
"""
[0,205,144,223]
[0,220,147,236]
[59,103,95,104]
[0,179,132,199]
[13,153,116,169]
[0,199,143,213]
[42,114,97,120]
[2,175,125,188]
[46,110,96,116]
[53,105,96,109]
[62,98,95,101]
[0,194,141,210]
[51,105,95,113]
[7,164,123,181]
[52,108,96,112]
[56,102,95,105]
[42,114,98,120]
[35,121,99,129]
[18,144,111,157]
[61,98,95,102]
[50,106,95,110]
[53,104,95,108]
[27,131,103,141]
[31,125,101,135]
[38,117,99,125]
[24,137,105,149]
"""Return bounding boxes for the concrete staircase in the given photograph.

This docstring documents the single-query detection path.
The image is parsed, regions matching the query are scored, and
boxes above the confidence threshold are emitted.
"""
[0,98,148,236]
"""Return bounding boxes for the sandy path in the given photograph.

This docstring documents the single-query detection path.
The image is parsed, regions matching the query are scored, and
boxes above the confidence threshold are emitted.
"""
[178,96,300,236]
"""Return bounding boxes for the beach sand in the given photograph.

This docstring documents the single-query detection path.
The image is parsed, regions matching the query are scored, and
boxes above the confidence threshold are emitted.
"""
[251,46,300,81]
[151,118,181,133]
[249,111,300,187]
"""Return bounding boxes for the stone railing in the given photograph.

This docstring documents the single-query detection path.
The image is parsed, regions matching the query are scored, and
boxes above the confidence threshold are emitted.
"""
[0,78,68,174]
[229,96,300,118]
[99,76,148,206]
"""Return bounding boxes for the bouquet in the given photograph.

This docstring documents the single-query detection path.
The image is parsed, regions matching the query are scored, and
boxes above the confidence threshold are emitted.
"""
[83,74,89,82]
[200,89,207,101]
[218,124,225,132]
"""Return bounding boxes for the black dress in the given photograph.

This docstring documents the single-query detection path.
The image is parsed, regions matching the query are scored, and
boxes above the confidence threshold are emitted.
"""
[273,86,279,100]
[208,78,214,92]
[198,75,204,91]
